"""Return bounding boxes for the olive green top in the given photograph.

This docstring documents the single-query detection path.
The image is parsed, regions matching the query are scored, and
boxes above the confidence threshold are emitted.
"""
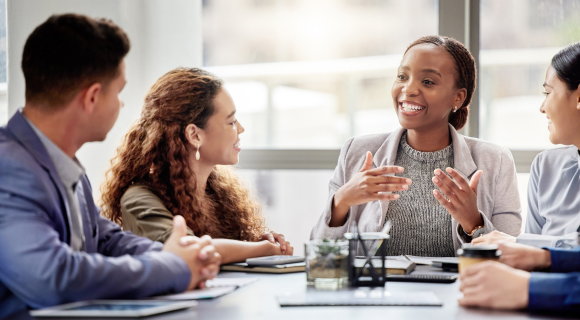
[120,184,195,243]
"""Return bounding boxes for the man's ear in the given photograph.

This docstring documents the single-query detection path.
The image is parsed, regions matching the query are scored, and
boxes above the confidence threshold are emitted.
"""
[185,124,203,147]
[81,83,102,115]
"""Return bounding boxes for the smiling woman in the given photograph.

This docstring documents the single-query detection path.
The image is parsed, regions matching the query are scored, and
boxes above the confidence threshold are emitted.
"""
[311,36,522,257]
[100,68,294,263]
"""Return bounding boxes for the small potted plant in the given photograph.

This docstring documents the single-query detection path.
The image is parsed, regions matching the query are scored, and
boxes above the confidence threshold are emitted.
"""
[305,238,349,288]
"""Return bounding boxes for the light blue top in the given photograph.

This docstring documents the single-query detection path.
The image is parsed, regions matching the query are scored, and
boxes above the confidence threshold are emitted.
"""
[517,146,580,249]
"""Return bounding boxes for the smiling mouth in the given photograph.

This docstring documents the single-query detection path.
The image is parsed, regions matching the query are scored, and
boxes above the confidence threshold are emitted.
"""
[399,102,426,114]
[234,141,241,148]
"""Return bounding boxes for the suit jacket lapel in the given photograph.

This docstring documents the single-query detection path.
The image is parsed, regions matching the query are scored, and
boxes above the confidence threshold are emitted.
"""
[449,124,477,179]
[367,127,405,231]
[6,110,73,244]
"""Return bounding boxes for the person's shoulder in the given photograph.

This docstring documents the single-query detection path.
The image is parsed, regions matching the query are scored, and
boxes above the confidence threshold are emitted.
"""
[536,145,575,159]
[459,135,517,167]
[121,184,169,214]
[122,184,162,205]
[342,132,391,153]
[532,145,577,169]
[0,128,43,178]
[461,135,512,156]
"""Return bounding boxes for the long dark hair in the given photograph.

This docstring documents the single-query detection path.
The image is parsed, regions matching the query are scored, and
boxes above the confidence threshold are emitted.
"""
[552,42,580,91]
[404,36,477,130]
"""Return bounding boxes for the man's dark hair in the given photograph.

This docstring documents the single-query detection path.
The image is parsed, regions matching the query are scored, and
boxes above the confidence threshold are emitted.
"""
[22,13,130,108]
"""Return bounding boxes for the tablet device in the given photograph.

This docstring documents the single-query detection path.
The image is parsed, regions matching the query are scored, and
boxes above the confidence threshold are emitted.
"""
[246,255,305,266]
[29,300,197,318]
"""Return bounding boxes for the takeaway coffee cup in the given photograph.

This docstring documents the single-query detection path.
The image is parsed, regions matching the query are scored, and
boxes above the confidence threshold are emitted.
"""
[457,245,501,272]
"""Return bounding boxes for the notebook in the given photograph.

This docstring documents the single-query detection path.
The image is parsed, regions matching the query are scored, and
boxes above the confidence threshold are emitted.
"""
[220,262,305,274]
[278,289,442,307]
[354,258,416,275]
[152,277,259,300]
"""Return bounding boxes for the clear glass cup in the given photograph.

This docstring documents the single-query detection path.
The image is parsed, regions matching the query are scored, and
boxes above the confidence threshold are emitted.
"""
[304,239,349,289]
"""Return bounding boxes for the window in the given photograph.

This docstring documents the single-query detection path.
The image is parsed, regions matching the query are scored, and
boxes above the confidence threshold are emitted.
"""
[203,0,438,148]
[479,0,580,150]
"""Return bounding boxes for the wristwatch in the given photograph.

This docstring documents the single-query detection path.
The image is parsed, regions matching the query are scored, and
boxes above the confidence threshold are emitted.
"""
[463,224,485,238]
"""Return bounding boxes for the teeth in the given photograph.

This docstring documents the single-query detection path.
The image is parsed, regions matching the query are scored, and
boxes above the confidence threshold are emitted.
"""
[401,102,426,112]
[234,142,240,148]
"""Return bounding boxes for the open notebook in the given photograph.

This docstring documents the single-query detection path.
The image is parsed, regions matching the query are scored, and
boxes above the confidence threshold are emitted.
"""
[220,262,305,274]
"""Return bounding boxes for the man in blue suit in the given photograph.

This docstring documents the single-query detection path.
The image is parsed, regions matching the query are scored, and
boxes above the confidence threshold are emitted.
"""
[0,14,221,317]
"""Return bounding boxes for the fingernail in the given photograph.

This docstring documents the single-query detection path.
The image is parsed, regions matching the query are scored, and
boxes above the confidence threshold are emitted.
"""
[398,167,404,172]
[433,190,438,196]
[402,185,408,190]
[433,177,440,183]
[435,170,442,176]
[199,252,207,260]
[406,179,412,184]
[393,194,400,199]
[446,167,453,173]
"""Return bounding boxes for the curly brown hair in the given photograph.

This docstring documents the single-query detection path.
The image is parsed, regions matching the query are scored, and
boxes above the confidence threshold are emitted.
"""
[405,36,477,130]
[100,67,266,241]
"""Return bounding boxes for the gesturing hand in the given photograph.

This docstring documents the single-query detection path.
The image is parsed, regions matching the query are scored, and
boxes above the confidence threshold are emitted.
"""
[330,152,412,227]
[260,231,294,255]
[432,168,483,233]
[459,261,530,310]
[163,216,222,291]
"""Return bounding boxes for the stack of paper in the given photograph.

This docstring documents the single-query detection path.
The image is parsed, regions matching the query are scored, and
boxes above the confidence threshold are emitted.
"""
[153,277,258,300]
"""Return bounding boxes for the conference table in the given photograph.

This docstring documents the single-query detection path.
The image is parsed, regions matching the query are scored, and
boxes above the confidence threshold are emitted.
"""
[8,266,574,320]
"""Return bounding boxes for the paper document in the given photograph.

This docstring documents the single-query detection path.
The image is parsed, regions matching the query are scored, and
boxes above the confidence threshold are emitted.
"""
[154,286,236,300]
[153,277,258,300]
[206,277,258,288]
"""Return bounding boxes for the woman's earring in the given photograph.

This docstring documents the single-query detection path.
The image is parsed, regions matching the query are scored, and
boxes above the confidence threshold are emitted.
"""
[196,145,201,160]
[453,106,457,113]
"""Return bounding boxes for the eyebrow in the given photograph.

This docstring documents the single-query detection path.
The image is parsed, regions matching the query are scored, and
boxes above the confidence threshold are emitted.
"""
[543,83,552,88]
[227,111,236,118]
[399,66,442,78]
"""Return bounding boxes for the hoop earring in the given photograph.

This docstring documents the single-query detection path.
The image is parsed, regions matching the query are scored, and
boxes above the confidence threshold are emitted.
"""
[195,145,201,160]
[453,106,458,113]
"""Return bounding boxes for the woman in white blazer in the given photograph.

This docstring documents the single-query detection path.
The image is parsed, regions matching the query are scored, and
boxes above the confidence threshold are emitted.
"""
[311,36,522,256]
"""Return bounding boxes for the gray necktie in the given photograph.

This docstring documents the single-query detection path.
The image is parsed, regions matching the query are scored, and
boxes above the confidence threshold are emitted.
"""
[69,182,85,251]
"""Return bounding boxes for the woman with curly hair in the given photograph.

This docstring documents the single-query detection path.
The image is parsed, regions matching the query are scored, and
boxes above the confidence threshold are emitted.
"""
[101,67,293,263]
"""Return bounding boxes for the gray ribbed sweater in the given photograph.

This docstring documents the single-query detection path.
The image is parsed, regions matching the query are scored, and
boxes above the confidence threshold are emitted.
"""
[381,132,455,257]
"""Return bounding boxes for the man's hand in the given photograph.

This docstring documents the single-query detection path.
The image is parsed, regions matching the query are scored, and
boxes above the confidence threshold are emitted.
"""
[459,261,530,310]
[472,230,516,246]
[163,216,221,290]
[260,231,294,255]
[498,242,551,271]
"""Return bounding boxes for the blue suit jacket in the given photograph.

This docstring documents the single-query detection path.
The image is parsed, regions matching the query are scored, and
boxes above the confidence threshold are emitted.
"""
[0,111,190,317]
[528,247,580,312]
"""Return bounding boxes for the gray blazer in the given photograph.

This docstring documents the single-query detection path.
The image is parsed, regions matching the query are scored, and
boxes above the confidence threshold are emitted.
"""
[310,125,522,255]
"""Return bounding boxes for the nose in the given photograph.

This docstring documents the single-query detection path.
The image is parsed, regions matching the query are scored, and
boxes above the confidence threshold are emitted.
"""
[120,99,125,109]
[539,100,545,114]
[237,120,245,134]
[402,78,420,97]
